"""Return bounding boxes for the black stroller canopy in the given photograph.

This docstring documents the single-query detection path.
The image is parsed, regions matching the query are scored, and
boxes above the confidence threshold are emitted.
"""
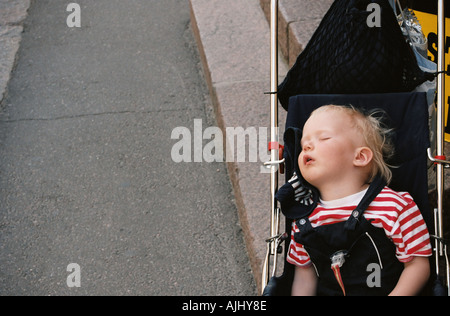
[277,0,432,110]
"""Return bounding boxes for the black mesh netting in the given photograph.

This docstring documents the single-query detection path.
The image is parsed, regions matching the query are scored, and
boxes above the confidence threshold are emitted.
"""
[278,0,433,110]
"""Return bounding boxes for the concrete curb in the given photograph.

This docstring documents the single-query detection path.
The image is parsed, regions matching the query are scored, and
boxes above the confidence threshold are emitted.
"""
[189,0,288,291]
[260,0,333,67]
[0,0,31,107]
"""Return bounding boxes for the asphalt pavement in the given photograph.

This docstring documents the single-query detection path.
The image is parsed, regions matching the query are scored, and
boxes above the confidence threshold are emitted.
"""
[0,0,256,296]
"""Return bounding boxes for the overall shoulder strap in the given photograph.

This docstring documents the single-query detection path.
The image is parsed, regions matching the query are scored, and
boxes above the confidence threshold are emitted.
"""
[345,175,387,231]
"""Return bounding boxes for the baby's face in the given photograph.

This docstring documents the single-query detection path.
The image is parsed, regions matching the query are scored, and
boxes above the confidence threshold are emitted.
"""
[299,110,365,189]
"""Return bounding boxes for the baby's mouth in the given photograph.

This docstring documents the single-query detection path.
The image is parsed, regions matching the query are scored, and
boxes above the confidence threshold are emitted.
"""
[303,155,314,165]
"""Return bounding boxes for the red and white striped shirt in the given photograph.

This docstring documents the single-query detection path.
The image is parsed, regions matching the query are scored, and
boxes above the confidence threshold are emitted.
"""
[287,187,432,268]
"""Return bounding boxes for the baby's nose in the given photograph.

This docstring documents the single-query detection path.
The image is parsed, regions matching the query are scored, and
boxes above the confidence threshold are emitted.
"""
[303,142,313,151]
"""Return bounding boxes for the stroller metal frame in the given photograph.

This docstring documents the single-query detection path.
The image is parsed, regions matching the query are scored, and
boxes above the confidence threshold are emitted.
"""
[430,0,450,295]
[262,0,450,295]
[261,0,282,295]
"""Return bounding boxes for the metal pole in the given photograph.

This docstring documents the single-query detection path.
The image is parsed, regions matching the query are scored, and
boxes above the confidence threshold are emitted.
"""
[269,0,280,257]
[262,0,279,295]
[436,0,446,255]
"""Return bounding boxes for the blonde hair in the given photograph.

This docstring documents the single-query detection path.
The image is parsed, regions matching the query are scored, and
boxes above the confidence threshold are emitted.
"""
[311,105,394,184]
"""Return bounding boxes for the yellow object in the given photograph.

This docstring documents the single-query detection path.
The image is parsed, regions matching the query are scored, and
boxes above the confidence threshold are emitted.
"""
[414,10,450,142]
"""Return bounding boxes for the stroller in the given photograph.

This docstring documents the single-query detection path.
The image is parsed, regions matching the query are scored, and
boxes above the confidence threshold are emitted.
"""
[261,0,450,296]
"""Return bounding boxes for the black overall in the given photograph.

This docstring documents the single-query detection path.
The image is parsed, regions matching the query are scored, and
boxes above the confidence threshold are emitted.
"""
[294,180,404,296]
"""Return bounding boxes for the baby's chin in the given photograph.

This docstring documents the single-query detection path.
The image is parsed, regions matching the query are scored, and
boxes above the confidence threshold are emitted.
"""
[299,172,320,188]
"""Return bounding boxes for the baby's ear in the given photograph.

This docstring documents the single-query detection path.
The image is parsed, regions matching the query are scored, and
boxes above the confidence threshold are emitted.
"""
[353,147,373,167]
